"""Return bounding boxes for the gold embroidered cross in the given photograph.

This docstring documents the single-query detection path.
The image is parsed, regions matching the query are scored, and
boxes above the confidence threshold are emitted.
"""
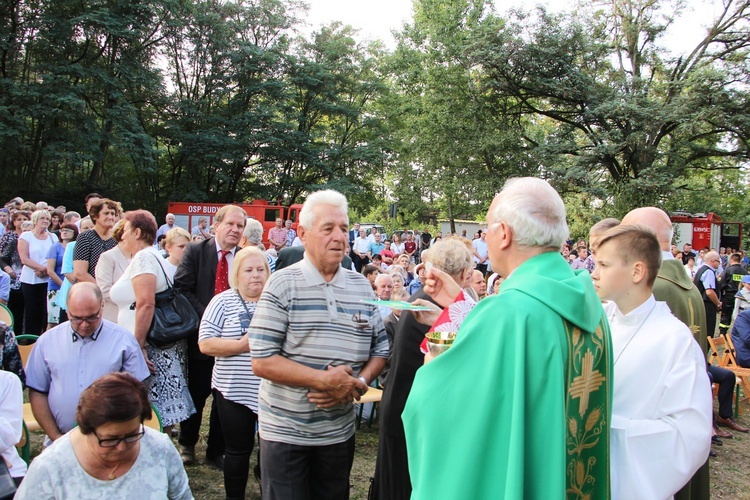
[569,350,605,417]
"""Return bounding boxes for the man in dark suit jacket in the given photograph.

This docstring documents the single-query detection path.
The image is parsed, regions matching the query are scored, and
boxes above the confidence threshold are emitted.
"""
[349,222,361,247]
[275,244,354,272]
[174,205,246,468]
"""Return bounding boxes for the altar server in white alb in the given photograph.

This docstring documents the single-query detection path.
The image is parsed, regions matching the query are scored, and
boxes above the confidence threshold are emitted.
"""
[591,225,711,499]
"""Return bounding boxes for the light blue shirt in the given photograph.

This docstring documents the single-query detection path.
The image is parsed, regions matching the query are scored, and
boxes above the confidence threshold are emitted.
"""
[25,319,150,443]
[57,242,76,311]
[0,270,9,302]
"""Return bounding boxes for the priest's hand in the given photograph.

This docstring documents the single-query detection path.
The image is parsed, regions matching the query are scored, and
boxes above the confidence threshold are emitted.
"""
[422,265,462,307]
[411,299,443,326]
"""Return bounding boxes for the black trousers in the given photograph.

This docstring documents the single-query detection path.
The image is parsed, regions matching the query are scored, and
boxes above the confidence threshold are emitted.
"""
[719,295,736,333]
[6,289,23,335]
[704,301,718,338]
[179,356,225,459]
[259,435,355,500]
[708,364,736,418]
[21,282,47,335]
[214,390,258,500]
[370,430,411,500]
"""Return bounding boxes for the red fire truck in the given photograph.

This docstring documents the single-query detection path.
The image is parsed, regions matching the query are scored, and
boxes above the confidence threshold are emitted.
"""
[167,200,303,245]
[669,212,743,251]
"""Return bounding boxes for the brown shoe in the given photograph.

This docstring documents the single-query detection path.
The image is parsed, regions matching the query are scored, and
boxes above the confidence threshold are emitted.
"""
[717,416,750,433]
[714,424,733,439]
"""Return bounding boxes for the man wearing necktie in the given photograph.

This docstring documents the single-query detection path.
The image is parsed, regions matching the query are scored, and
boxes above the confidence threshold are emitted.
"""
[174,205,246,468]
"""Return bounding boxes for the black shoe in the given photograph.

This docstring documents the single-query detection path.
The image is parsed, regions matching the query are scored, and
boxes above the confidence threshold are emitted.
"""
[180,445,195,465]
[709,449,718,458]
[206,454,225,470]
[712,435,723,446]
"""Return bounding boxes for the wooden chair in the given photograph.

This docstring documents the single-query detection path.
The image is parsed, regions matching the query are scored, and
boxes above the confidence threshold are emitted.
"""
[713,334,750,416]
[15,334,39,369]
[0,304,12,330]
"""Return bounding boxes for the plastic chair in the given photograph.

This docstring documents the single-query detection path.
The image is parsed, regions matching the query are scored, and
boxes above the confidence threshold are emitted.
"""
[14,334,39,369]
[0,304,12,330]
[15,421,30,465]
[144,404,163,432]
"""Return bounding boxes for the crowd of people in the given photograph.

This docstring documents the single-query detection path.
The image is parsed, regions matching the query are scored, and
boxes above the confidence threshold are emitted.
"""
[0,182,747,499]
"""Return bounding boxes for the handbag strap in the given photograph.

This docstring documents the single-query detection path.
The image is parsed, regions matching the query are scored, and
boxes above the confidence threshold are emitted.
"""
[147,251,174,291]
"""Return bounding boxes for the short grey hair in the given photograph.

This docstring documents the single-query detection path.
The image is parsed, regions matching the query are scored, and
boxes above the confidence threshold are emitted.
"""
[490,177,568,249]
[374,273,393,286]
[428,239,473,279]
[243,218,264,245]
[299,190,348,228]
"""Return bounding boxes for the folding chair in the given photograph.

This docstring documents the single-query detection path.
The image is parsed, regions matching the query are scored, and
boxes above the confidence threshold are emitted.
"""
[715,335,750,416]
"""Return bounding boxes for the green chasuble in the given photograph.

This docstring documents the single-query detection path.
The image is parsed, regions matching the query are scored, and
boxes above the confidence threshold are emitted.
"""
[402,251,613,499]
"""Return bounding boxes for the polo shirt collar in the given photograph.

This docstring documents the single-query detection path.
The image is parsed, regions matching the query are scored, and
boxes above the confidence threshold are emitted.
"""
[300,255,346,288]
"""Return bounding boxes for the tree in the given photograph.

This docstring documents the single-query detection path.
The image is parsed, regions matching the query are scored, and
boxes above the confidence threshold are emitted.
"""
[472,0,750,208]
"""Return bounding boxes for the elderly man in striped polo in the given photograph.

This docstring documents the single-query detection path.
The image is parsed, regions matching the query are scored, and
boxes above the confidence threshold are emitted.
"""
[250,189,388,500]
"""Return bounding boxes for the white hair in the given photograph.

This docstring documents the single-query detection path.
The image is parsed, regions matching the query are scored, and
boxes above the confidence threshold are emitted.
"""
[299,190,348,228]
[490,177,568,249]
[243,218,264,244]
[374,273,393,286]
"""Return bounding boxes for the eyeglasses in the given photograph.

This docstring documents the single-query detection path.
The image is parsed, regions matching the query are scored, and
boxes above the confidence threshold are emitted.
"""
[92,425,145,447]
[69,312,101,325]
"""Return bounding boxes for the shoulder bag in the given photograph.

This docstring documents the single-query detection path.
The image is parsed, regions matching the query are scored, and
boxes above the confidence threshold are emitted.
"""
[145,252,200,348]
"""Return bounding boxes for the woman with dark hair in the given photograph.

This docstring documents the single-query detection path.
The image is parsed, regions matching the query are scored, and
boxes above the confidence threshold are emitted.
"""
[0,211,30,333]
[45,223,78,328]
[49,210,63,235]
[111,211,195,437]
[16,372,192,499]
[73,198,120,284]
[18,210,58,334]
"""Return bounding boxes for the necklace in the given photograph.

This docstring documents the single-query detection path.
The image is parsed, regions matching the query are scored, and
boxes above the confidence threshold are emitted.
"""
[84,435,122,480]
[612,303,657,366]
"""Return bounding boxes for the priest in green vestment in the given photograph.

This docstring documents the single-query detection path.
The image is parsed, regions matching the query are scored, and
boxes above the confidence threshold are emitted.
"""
[402,178,613,500]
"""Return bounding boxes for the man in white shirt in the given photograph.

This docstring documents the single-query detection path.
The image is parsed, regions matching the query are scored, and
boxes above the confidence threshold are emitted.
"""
[471,232,489,275]
[352,229,371,272]
[591,225,712,499]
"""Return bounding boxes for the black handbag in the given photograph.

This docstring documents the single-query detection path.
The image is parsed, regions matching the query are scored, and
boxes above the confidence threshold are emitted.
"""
[145,253,200,348]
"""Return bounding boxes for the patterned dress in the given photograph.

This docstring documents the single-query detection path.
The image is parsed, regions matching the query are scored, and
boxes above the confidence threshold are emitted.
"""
[110,247,195,427]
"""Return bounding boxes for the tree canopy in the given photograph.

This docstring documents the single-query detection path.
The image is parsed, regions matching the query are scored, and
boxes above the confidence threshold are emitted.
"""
[1,0,748,235]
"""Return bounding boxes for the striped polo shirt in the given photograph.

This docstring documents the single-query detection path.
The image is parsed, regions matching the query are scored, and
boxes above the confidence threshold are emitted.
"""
[199,289,260,412]
[250,256,389,446]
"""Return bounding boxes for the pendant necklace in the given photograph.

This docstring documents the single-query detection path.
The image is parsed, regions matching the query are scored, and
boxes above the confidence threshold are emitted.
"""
[85,436,122,480]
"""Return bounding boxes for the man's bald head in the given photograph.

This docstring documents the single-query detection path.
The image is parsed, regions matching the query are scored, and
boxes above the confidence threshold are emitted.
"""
[67,282,103,308]
[621,207,673,251]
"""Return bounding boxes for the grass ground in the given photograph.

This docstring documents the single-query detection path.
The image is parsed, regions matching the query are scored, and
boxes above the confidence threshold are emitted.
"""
[26,396,750,499]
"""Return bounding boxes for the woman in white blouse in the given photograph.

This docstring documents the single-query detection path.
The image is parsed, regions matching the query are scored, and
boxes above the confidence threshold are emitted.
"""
[199,246,269,500]
[18,209,58,334]
[110,210,195,437]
